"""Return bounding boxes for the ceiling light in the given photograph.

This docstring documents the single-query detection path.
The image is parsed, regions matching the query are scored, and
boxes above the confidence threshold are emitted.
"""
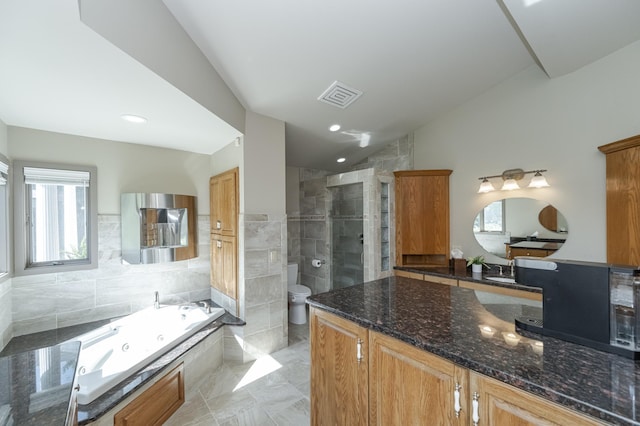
[336,158,346,163]
[121,114,147,124]
[476,168,549,193]
[329,124,341,132]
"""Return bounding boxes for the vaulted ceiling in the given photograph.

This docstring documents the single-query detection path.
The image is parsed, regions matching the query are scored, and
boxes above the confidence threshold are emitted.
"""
[1,0,639,171]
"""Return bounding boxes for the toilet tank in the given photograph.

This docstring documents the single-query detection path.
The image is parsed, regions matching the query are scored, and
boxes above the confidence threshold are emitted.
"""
[287,263,298,286]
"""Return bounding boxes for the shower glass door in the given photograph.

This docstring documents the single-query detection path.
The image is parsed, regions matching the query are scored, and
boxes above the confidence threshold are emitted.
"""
[330,183,364,289]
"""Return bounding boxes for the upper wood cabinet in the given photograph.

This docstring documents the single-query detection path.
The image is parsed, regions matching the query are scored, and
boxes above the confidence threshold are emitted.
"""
[210,168,238,236]
[394,170,452,267]
[598,135,640,265]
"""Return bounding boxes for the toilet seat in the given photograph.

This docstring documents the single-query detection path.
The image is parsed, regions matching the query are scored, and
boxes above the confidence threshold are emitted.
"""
[288,285,311,296]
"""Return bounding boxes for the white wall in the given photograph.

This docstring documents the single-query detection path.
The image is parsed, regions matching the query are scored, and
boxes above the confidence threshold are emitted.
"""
[414,40,640,264]
[8,126,212,215]
[243,111,286,215]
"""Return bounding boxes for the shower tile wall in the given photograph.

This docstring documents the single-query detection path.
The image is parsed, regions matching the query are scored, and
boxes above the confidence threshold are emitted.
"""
[290,168,331,295]
[351,133,414,172]
[10,214,212,337]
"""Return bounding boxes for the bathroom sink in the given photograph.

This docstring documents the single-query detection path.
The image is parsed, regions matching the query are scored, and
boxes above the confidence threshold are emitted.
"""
[485,276,516,284]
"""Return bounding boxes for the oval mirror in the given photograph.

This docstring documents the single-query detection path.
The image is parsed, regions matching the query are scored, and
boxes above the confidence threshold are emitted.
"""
[473,198,568,260]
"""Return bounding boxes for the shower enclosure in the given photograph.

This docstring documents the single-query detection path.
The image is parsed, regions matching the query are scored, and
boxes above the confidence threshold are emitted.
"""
[326,169,394,287]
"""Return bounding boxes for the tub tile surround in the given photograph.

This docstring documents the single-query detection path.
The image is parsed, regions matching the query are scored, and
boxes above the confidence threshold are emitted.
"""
[0,277,11,349]
[10,214,213,337]
[214,213,289,365]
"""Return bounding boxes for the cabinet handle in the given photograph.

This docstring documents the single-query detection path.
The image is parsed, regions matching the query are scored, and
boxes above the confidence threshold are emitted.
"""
[356,338,363,363]
[472,392,480,425]
[216,220,222,229]
[454,383,462,418]
[216,240,222,248]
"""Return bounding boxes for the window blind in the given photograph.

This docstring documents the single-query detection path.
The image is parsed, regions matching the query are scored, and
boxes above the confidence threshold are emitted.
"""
[24,167,90,187]
[0,161,8,185]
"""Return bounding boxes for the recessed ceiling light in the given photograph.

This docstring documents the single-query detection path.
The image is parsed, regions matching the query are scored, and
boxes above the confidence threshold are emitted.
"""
[329,124,341,132]
[337,157,346,163]
[121,114,147,124]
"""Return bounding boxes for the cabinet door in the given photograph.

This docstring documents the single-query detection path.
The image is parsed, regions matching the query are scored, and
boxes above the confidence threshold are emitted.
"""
[369,331,468,426]
[394,170,452,267]
[210,168,238,236]
[470,372,604,426]
[310,307,369,426]
[210,234,237,299]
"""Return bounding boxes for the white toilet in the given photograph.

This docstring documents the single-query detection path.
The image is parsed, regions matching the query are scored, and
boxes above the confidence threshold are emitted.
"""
[287,263,312,324]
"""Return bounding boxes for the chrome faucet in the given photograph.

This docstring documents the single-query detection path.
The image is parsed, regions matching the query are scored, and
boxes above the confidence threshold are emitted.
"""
[508,260,515,277]
[497,265,503,276]
[154,291,160,309]
[198,301,211,314]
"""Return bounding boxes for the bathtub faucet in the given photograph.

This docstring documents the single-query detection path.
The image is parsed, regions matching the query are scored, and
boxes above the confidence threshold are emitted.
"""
[198,301,211,314]
[154,291,160,309]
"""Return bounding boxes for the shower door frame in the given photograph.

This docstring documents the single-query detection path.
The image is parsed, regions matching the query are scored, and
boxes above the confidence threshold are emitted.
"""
[326,168,394,285]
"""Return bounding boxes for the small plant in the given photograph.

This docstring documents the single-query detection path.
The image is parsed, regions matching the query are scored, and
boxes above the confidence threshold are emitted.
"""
[466,255,487,267]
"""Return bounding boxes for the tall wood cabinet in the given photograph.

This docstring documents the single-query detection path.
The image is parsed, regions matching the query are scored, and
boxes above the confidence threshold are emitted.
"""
[210,168,239,299]
[394,170,452,267]
[598,134,640,265]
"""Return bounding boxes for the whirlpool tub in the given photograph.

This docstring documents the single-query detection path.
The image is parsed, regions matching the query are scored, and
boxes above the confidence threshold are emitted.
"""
[75,302,225,405]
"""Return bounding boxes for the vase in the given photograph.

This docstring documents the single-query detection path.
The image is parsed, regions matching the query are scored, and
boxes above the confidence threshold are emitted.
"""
[471,264,483,273]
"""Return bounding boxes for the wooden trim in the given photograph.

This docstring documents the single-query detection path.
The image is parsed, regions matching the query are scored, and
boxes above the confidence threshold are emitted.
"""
[393,169,453,177]
[458,280,542,302]
[114,363,185,426]
[598,134,640,154]
[424,275,457,287]
[394,270,424,280]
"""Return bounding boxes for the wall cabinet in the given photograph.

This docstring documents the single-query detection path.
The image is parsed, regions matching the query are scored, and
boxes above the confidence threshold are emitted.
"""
[209,168,239,299]
[310,308,600,425]
[394,170,452,267]
[598,134,640,265]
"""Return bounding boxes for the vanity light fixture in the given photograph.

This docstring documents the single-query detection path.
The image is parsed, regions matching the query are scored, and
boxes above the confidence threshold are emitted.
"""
[477,169,549,193]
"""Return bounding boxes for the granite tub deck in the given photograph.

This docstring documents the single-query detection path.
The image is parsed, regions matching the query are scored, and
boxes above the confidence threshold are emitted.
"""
[0,340,81,426]
[0,301,245,426]
[307,276,640,426]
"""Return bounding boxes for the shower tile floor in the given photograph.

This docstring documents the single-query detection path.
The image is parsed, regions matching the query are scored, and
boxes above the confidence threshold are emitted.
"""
[165,320,311,426]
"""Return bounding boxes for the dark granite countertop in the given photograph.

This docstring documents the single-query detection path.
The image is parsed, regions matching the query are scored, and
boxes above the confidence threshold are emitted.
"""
[0,340,80,426]
[394,265,543,295]
[0,301,244,426]
[307,276,640,426]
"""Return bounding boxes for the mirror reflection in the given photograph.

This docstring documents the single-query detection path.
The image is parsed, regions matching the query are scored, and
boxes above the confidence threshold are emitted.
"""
[473,198,568,260]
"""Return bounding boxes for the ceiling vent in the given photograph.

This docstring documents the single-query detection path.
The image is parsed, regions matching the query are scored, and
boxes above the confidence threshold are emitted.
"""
[317,81,363,109]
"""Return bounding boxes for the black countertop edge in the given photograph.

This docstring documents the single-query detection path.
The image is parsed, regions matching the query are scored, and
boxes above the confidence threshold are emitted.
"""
[307,279,638,426]
[394,265,543,294]
[77,306,244,425]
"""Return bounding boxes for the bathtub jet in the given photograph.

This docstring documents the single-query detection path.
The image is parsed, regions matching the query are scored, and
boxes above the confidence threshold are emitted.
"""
[74,302,225,405]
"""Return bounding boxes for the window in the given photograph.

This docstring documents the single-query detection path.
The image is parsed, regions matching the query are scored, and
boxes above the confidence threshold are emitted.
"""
[473,200,505,233]
[14,161,98,275]
[0,155,9,277]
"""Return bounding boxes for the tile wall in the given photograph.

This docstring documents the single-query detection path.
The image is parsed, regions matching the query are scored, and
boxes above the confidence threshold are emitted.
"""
[10,215,212,337]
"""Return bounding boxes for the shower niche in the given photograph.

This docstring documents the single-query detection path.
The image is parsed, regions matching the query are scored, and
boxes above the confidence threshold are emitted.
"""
[121,193,197,264]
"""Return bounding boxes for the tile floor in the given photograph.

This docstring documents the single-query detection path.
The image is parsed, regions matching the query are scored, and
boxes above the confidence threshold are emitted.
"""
[166,320,311,425]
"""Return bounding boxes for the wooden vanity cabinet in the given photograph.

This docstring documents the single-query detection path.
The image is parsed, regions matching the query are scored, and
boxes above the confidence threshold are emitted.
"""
[209,168,239,300]
[394,170,452,267]
[310,307,368,426]
[598,134,640,265]
[310,307,602,425]
[470,372,604,426]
